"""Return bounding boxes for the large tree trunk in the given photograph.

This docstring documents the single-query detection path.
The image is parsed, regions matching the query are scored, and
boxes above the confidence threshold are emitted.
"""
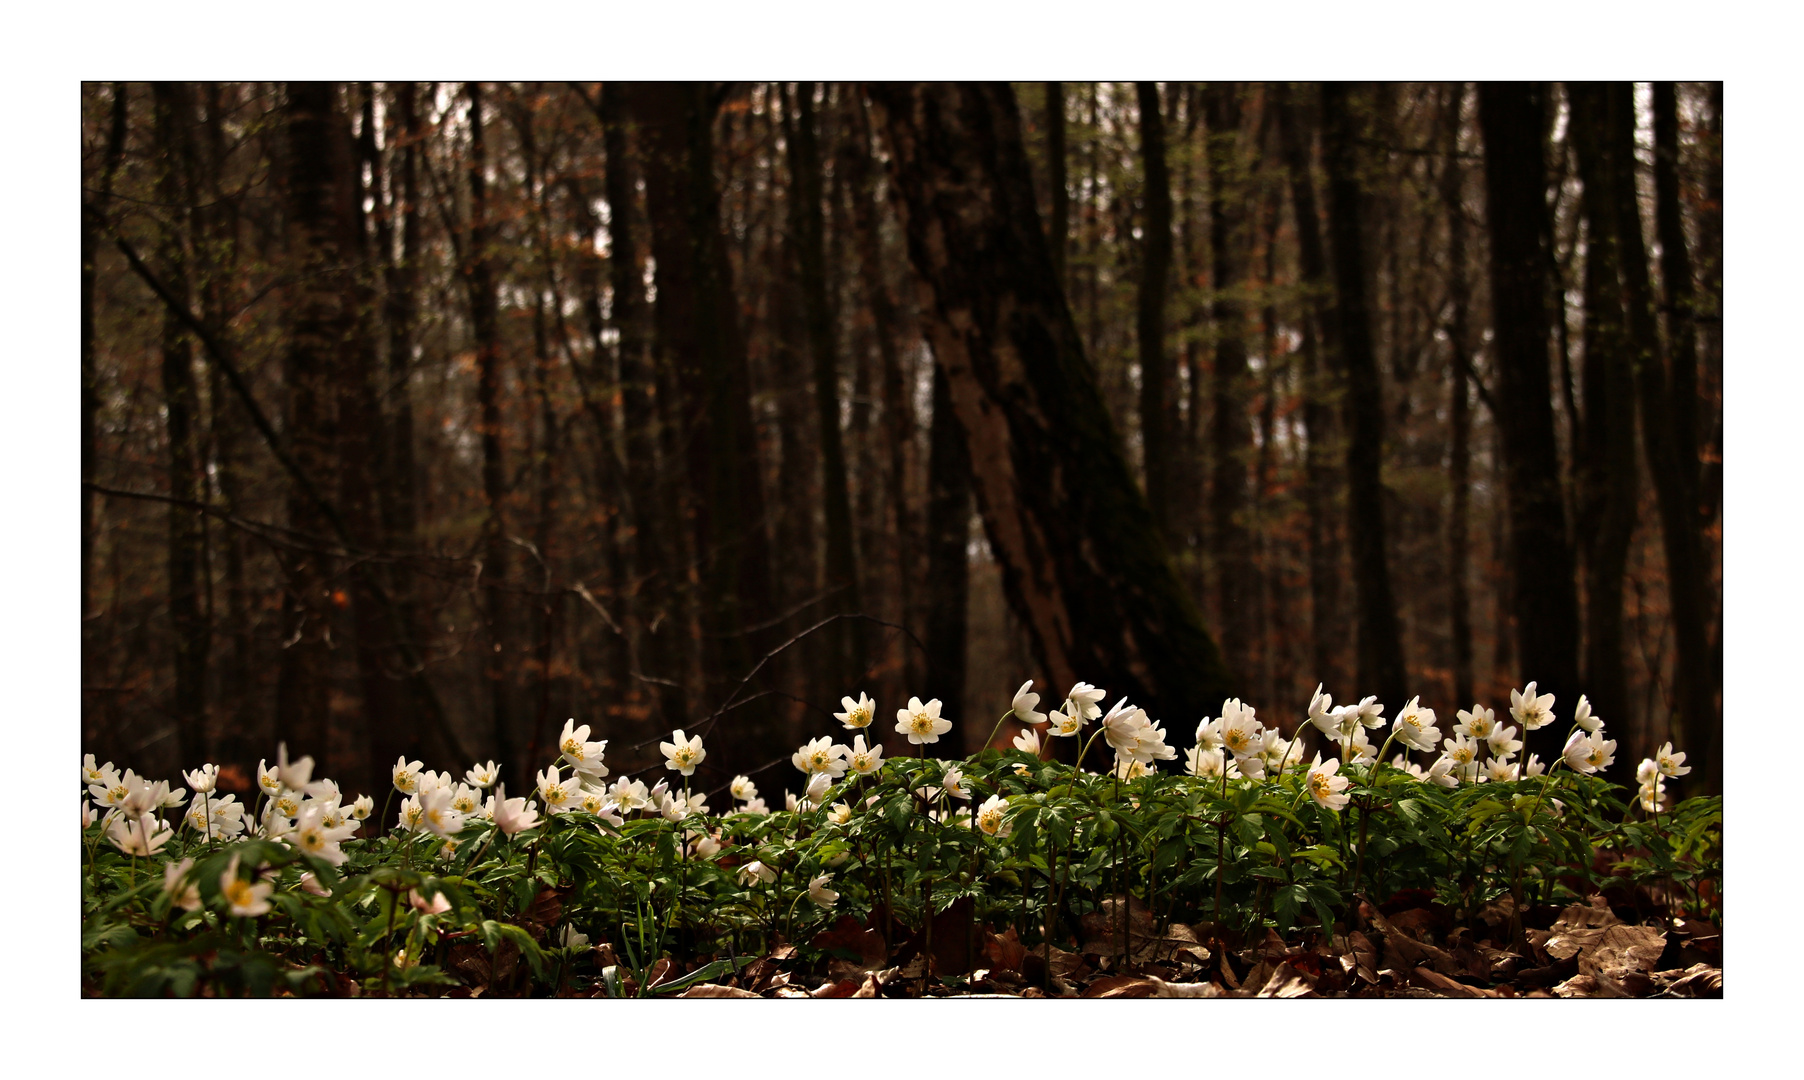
[788,83,863,687]
[1203,82,1257,686]
[1567,82,1641,776]
[629,82,781,762]
[1136,82,1177,541]
[1475,83,1581,747]
[870,81,1232,725]
[1604,82,1716,789]
[275,82,348,769]
[1276,85,1345,695]
[1439,83,1477,711]
[153,83,212,770]
[1320,82,1407,708]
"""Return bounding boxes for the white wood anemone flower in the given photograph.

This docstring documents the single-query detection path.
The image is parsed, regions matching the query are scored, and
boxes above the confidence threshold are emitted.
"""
[895,697,952,745]
[835,692,877,730]
[661,730,707,775]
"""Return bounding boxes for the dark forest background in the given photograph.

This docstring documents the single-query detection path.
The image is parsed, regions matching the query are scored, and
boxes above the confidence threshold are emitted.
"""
[78,81,1723,802]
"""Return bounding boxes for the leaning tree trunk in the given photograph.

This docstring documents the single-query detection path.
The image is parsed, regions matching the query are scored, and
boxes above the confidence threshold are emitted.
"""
[1320,82,1407,710]
[82,84,128,629]
[869,81,1232,724]
[1476,82,1581,754]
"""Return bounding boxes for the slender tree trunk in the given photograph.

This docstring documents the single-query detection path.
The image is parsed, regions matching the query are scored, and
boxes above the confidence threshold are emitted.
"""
[1440,83,1477,710]
[462,82,518,786]
[1276,84,1344,693]
[844,93,917,697]
[82,84,128,628]
[1475,82,1581,745]
[593,83,689,728]
[1045,83,1069,285]
[1320,82,1407,707]
[630,82,780,759]
[1568,82,1641,775]
[789,83,863,685]
[1203,82,1256,688]
[153,83,212,770]
[870,81,1233,722]
[275,82,347,768]
[1604,82,1715,788]
[1136,82,1177,541]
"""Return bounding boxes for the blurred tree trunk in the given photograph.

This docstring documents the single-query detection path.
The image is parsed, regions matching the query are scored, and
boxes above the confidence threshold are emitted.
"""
[843,93,918,695]
[275,81,347,768]
[1320,82,1407,708]
[771,89,818,624]
[462,83,518,786]
[1568,82,1640,778]
[789,82,863,686]
[1136,82,1177,542]
[1607,82,1716,789]
[153,83,212,769]
[82,84,127,628]
[1276,84,1344,693]
[629,81,780,760]
[1476,82,1581,745]
[378,82,424,660]
[871,81,1232,724]
[1439,83,1477,711]
[1203,82,1256,686]
[1045,83,1068,284]
[198,83,255,759]
[594,82,689,728]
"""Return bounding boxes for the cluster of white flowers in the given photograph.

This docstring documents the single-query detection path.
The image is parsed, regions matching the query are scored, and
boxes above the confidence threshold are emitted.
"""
[1636,742,1690,812]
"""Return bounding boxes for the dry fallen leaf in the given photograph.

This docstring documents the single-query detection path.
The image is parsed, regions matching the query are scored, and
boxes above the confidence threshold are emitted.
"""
[677,983,760,999]
[1253,961,1317,998]
[1081,974,1159,999]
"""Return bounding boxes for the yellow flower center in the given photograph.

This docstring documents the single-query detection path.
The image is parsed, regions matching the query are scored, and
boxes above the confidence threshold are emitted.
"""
[849,708,871,727]
[1225,730,1249,752]
[909,712,934,734]
[562,739,584,759]
[1309,773,1332,799]
[809,751,832,771]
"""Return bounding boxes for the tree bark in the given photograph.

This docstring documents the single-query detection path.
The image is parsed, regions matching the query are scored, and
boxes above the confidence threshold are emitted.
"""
[870,81,1233,724]
[1475,82,1581,741]
[923,362,971,738]
[1320,82,1407,708]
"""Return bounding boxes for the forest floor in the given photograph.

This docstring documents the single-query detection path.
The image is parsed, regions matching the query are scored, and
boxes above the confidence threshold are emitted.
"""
[443,888,1721,999]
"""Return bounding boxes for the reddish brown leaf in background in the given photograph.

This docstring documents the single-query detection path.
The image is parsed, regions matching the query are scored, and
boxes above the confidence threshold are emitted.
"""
[985,927,1028,973]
